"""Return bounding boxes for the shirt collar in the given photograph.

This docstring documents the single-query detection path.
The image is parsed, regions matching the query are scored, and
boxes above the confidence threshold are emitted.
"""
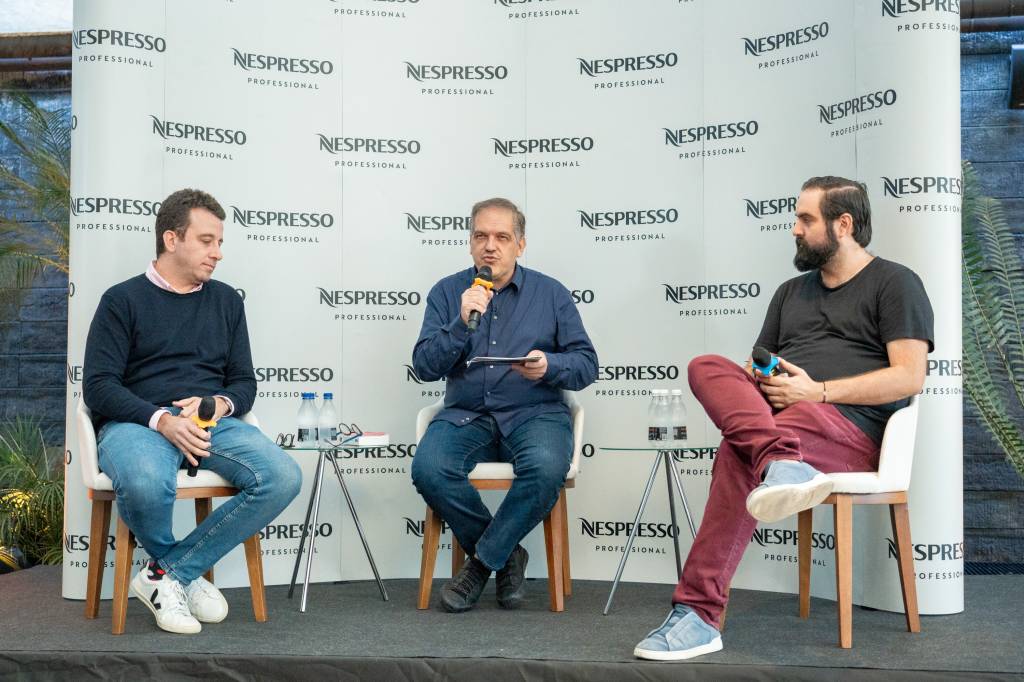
[146,260,203,294]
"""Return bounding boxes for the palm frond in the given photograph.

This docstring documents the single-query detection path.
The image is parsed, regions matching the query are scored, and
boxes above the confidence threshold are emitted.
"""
[961,160,1024,479]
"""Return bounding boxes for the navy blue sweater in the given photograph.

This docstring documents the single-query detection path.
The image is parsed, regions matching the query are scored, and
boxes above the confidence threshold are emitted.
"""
[83,274,256,431]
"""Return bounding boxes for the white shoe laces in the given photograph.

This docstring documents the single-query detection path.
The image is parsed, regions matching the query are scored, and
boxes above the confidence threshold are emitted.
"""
[164,580,193,619]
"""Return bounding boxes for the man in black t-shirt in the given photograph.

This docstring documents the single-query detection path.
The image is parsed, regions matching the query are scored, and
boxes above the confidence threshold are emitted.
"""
[634,176,934,661]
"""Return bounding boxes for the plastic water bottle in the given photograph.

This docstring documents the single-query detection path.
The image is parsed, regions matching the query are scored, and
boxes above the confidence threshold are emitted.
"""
[670,389,688,448]
[297,393,318,445]
[318,392,339,444]
[647,389,669,443]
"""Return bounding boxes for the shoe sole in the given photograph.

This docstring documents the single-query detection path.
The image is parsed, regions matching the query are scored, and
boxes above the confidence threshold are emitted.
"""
[634,636,723,661]
[439,597,477,613]
[745,474,833,523]
[130,578,202,634]
[192,606,228,624]
[497,591,525,609]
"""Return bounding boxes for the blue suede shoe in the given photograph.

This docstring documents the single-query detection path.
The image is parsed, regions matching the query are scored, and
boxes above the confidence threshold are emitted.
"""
[634,604,723,661]
[745,459,833,523]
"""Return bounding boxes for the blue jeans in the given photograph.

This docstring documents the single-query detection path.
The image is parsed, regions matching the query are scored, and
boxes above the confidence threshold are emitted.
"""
[411,412,572,571]
[97,414,302,585]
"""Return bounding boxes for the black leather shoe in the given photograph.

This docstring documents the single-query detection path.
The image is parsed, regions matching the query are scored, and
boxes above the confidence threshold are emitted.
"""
[496,545,529,609]
[440,556,491,613]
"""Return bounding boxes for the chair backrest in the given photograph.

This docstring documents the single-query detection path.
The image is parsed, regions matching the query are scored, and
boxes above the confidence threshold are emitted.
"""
[75,398,261,491]
[414,391,585,475]
[76,399,102,490]
[874,394,921,491]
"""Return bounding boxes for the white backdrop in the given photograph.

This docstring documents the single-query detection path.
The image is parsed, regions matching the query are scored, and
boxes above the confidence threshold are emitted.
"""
[64,0,963,615]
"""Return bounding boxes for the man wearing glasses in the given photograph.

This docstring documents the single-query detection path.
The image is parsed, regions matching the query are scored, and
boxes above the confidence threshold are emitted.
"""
[84,189,302,635]
[411,197,598,613]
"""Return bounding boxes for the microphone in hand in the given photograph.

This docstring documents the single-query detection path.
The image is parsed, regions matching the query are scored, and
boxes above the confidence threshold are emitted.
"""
[751,346,782,377]
[188,396,218,477]
[467,265,494,333]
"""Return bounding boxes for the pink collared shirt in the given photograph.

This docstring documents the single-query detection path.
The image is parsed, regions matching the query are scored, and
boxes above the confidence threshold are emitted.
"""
[145,261,234,430]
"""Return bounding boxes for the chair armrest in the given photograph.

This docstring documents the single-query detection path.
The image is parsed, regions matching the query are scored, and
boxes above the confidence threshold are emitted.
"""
[415,398,445,443]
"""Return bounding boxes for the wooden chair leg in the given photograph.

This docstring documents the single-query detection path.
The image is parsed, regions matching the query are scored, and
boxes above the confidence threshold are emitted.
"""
[194,498,214,582]
[417,505,443,609]
[112,516,135,635]
[833,495,853,648]
[890,502,921,633]
[559,487,571,597]
[542,494,566,612]
[85,499,112,619]
[798,508,813,619]
[451,536,465,576]
[242,534,268,622]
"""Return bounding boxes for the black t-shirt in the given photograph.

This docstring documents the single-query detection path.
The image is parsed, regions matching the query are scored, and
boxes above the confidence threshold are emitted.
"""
[755,257,934,444]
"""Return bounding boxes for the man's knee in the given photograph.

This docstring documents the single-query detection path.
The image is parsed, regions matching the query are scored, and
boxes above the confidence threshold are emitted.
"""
[516,449,570,491]
[411,449,446,496]
[254,444,302,505]
[688,354,729,384]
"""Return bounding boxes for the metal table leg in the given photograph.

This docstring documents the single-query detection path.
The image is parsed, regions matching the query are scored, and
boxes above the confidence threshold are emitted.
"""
[288,448,324,599]
[327,452,389,602]
[299,450,329,613]
[667,451,698,540]
[663,451,683,580]
[604,450,664,615]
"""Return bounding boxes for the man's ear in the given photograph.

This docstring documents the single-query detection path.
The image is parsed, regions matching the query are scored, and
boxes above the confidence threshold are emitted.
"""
[162,229,177,253]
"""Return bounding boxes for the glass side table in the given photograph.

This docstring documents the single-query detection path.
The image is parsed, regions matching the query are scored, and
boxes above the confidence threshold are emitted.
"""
[599,445,711,615]
[282,443,389,612]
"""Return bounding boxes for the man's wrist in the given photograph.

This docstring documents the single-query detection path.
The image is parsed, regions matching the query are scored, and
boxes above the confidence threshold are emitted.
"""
[150,408,171,431]
[821,381,828,404]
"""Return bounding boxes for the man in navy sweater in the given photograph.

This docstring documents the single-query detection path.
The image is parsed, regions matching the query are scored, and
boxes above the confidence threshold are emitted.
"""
[84,189,301,635]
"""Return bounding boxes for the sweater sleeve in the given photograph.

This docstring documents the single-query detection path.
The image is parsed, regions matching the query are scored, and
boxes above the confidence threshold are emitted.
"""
[83,291,162,427]
[218,298,257,416]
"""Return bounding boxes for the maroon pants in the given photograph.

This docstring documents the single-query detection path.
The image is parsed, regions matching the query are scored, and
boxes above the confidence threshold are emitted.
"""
[672,354,880,629]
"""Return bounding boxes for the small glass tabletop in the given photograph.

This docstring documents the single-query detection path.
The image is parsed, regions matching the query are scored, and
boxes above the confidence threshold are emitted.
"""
[600,445,715,452]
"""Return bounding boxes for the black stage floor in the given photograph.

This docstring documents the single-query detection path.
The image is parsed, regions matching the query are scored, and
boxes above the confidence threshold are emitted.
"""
[1,566,1021,680]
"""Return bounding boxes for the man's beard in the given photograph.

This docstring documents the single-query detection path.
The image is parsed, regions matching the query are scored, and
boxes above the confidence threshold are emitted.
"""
[793,221,839,271]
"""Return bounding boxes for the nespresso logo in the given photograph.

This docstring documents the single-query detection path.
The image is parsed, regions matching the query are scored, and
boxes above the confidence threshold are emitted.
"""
[231,48,334,74]
[578,208,678,229]
[742,22,829,56]
[405,63,508,81]
[492,137,594,156]
[577,52,677,76]
[318,135,421,154]
[664,282,761,302]
[818,89,897,124]
[73,29,166,52]
[664,120,759,145]
[150,116,247,145]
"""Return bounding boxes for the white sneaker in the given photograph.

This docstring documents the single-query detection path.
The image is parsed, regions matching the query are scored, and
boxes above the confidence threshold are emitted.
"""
[185,575,229,623]
[131,568,201,634]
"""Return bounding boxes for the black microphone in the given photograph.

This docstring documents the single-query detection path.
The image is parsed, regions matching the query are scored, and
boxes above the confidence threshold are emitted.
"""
[751,346,782,376]
[188,396,218,477]
[466,265,493,333]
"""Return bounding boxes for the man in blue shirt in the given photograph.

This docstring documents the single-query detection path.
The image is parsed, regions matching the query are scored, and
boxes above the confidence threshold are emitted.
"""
[412,197,598,613]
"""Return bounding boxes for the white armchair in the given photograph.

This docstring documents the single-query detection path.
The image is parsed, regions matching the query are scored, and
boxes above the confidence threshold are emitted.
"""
[415,391,584,612]
[798,395,922,648]
[76,399,268,634]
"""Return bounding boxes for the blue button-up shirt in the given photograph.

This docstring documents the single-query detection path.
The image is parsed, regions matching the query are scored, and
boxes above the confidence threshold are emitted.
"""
[413,264,598,436]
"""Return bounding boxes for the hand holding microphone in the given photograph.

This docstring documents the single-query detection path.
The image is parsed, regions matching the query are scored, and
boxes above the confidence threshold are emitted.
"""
[463,265,494,332]
[751,347,824,409]
[187,396,218,477]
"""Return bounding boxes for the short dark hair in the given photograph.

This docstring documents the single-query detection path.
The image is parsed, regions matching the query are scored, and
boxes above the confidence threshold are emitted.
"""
[155,188,225,256]
[471,197,525,240]
[800,176,872,247]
